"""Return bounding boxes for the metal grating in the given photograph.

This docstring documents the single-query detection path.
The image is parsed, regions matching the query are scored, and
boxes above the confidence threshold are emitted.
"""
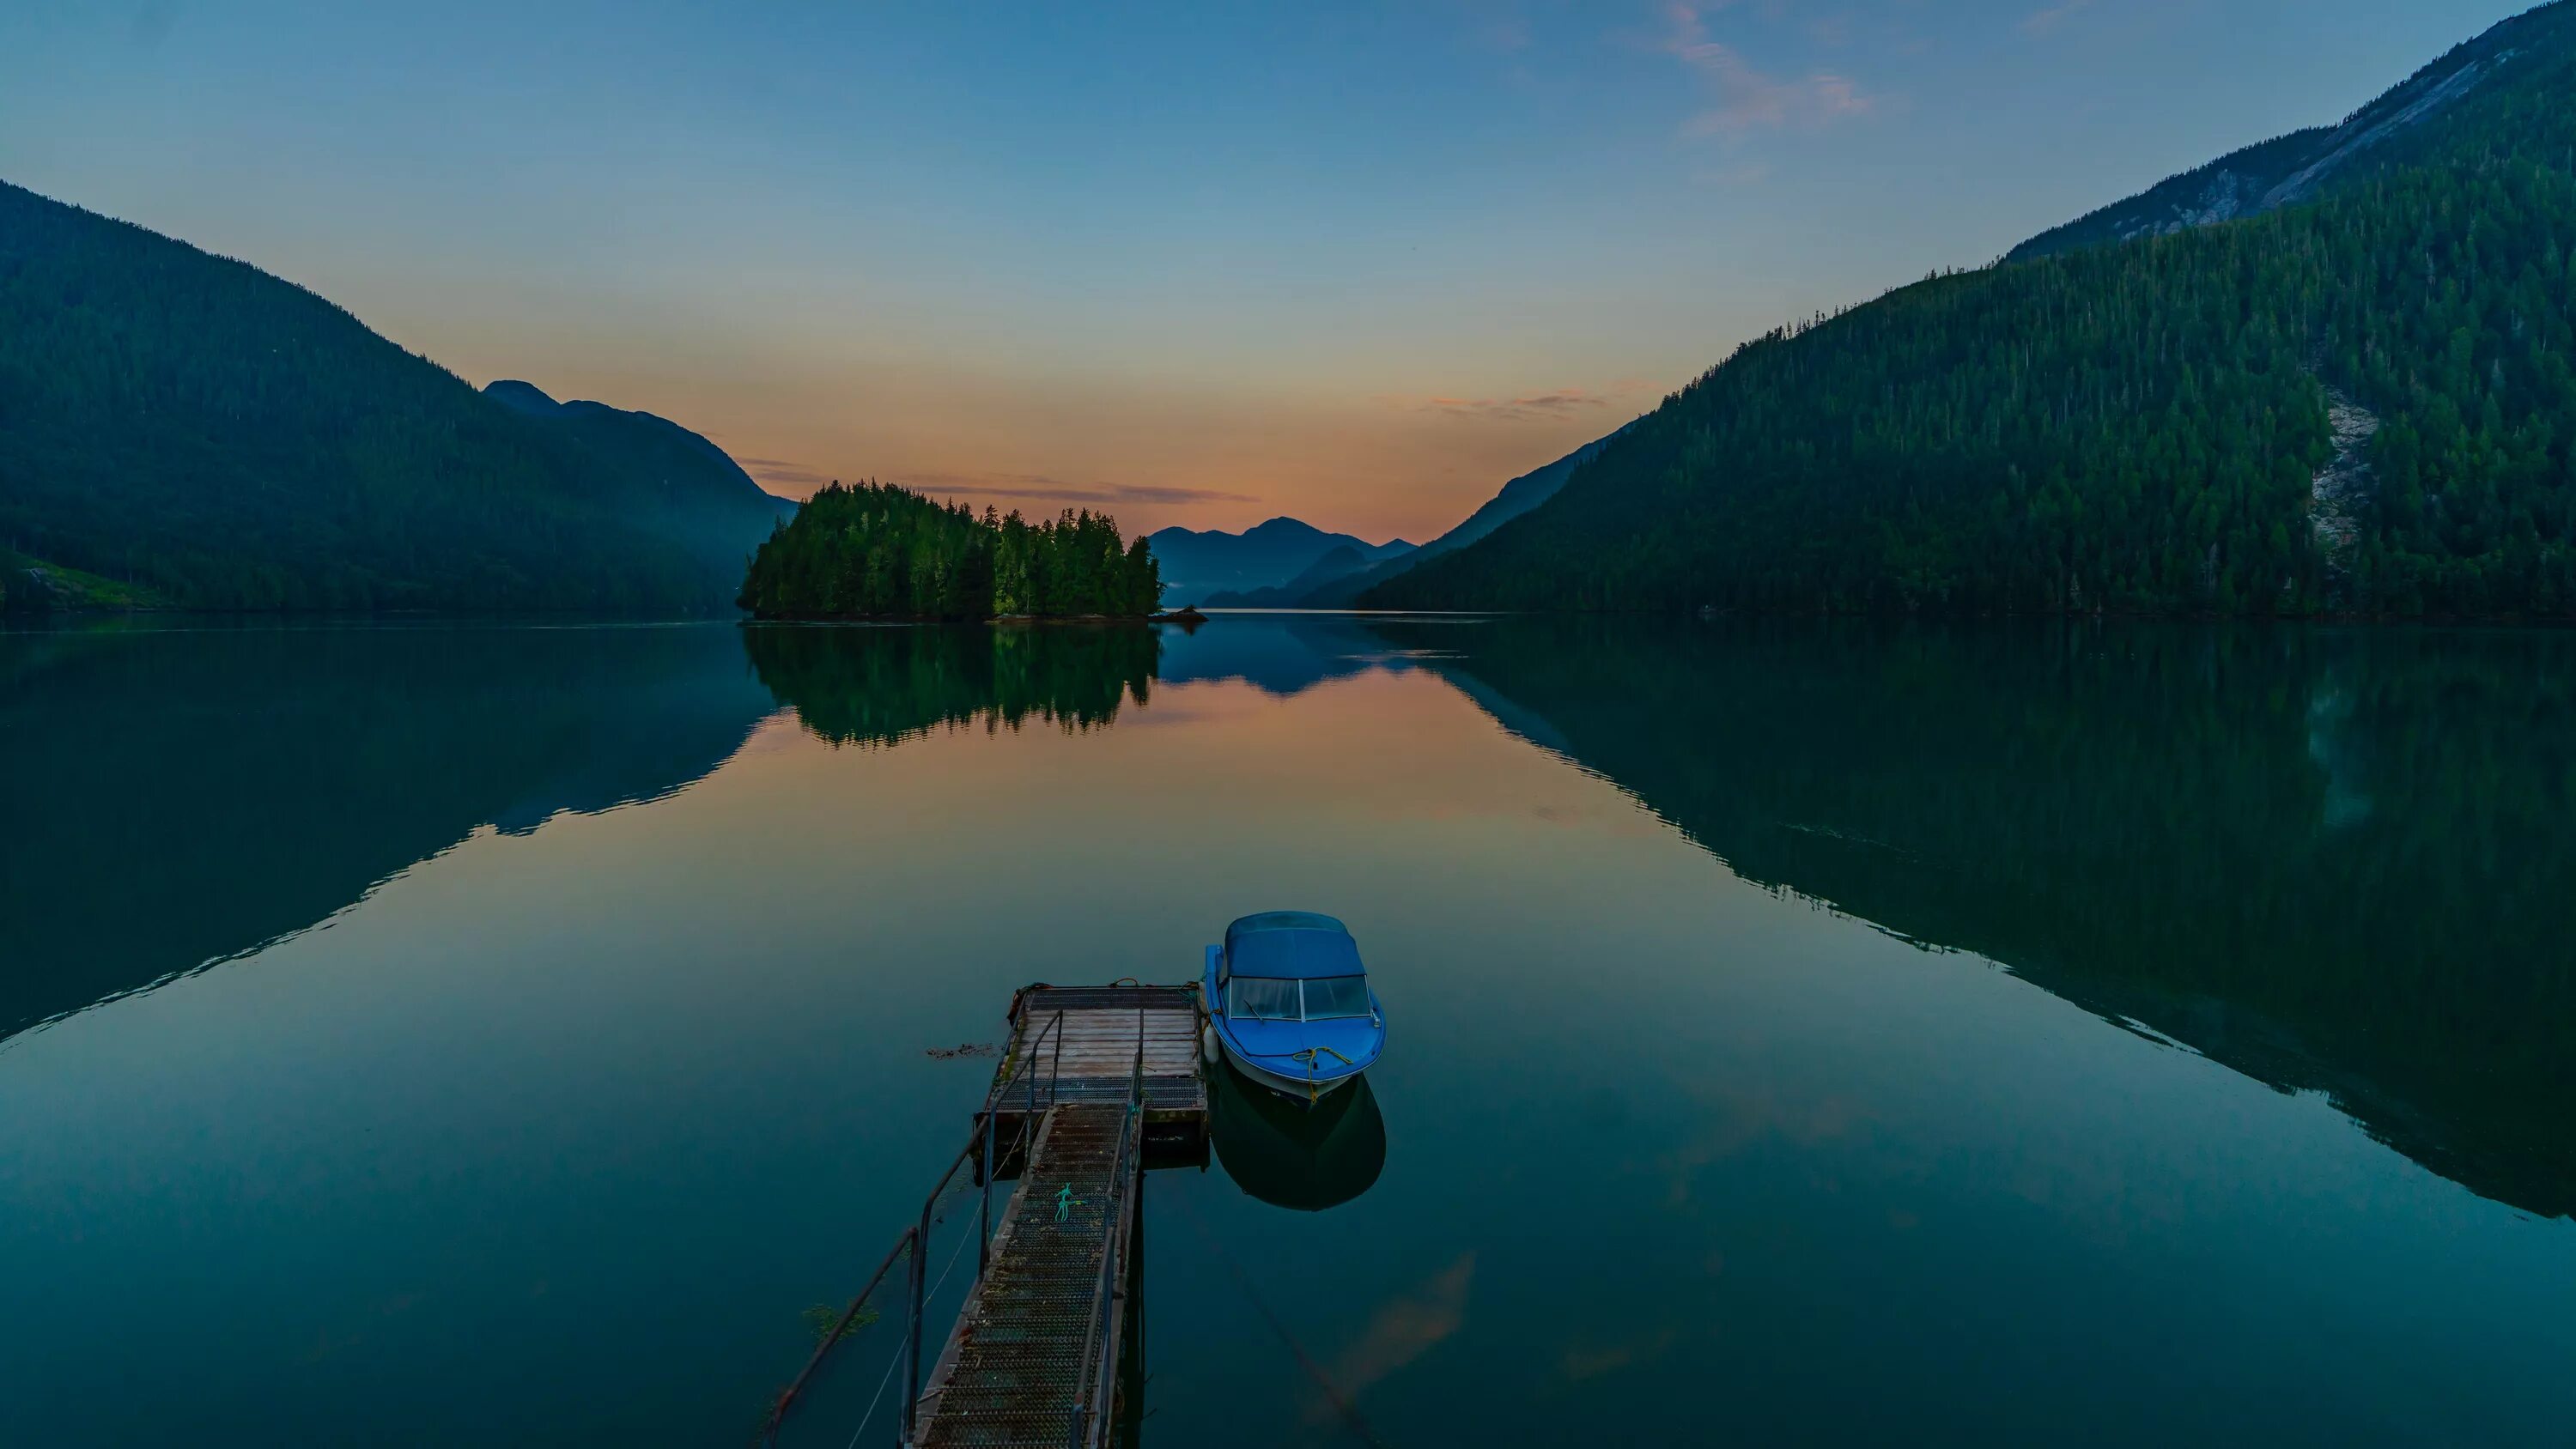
[918,1104,1134,1446]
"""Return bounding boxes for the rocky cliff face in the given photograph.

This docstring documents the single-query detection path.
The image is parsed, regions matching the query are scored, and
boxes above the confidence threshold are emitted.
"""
[2008,4,2561,260]
[2310,387,2380,571]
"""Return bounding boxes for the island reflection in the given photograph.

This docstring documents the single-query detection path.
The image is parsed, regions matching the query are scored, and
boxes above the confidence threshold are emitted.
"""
[739,621,1159,745]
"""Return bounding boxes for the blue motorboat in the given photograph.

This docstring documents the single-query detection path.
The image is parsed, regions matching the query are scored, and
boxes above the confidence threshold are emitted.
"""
[1201,912,1384,1101]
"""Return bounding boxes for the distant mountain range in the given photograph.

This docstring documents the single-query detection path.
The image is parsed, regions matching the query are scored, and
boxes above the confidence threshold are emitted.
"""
[0,179,787,611]
[1147,518,1413,603]
[1297,423,1637,607]
[1200,543,1378,608]
[1157,424,1643,609]
[1371,0,2576,620]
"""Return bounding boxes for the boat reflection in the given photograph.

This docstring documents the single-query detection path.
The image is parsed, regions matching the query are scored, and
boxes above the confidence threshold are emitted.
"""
[1209,1057,1387,1212]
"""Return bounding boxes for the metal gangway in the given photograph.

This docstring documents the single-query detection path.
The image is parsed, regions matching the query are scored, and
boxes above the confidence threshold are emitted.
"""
[762,983,1206,1448]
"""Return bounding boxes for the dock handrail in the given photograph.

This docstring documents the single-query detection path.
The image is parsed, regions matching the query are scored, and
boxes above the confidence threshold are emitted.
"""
[1066,1006,1150,1446]
[980,1009,1068,1280]
[761,1223,916,1446]
[762,985,1194,1449]
[762,1009,1072,1447]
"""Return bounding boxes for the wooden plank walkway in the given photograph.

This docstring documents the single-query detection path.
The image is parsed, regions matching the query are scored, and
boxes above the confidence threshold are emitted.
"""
[982,985,1207,1153]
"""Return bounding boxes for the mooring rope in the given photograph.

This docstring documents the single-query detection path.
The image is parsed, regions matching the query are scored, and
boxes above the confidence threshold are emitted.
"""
[838,1172,985,1449]
[1169,1190,1391,1448]
[838,1331,906,1449]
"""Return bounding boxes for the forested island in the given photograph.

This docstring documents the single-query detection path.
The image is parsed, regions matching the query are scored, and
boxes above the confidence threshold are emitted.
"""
[737,482,1163,620]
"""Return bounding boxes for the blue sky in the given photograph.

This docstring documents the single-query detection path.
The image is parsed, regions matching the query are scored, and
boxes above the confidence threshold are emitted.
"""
[0,0,2532,537]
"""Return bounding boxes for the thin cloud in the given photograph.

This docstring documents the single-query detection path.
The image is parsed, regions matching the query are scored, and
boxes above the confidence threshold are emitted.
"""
[2021,0,2095,35]
[1413,389,1607,421]
[1656,3,1874,139]
[737,456,834,489]
[897,471,1261,507]
[1400,382,1648,421]
[1451,0,1532,51]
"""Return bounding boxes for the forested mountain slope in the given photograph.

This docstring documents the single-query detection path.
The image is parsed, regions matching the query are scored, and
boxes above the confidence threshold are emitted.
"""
[0,181,782,610]
[1300,422,1635,607]
[483,379,792,580]
[1370,1,2576,619]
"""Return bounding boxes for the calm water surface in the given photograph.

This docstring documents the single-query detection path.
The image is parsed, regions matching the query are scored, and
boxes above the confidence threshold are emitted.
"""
[3,615,2570,1445]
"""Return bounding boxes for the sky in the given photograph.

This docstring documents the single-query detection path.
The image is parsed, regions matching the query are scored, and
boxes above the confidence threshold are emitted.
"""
[0,0,2534,541]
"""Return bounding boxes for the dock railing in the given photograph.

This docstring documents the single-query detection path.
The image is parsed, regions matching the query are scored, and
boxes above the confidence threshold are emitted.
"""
[1068,1007,1150,1446]
[759,1009,1069,1448]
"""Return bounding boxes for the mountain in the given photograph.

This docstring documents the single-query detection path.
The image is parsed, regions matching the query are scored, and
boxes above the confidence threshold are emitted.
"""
[2008,8,2546,262]
[481,378,793,580]
[0,179,788,610]
[1202,543,1372,607]
[1147,517,1412,602]
[1369,2,2576,621]
[1298,423,1636,607]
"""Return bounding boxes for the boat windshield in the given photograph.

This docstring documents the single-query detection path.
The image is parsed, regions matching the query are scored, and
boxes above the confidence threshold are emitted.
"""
[1229,977,1303,1022]
[1228,976,1371,1022]
[1301,975,1373,1020]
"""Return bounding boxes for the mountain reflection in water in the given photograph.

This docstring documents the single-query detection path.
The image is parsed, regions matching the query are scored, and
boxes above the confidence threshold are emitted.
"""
[1363,615,2576,1220]
[6,609,2572,1446]
[9,612,2564,1228]
[0,621,772,1041]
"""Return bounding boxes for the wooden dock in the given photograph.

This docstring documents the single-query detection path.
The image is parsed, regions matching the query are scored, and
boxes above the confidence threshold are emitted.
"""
[979,984,1208,1155]
[917,983,1204,1446]
[763,981,1208,1449]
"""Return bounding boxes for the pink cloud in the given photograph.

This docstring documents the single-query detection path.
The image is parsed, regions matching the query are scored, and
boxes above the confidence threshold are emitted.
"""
[896,471,1260,506]
[2021,0,2095,36]
[1657,3,1874,139]
[1396,380,1652,422]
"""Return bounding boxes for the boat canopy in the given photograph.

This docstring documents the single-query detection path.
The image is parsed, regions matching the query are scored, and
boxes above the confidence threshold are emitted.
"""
[1224,912,1363,980]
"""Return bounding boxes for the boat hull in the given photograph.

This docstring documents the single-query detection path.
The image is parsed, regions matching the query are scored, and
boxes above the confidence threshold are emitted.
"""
[1217,1036,1362,1101]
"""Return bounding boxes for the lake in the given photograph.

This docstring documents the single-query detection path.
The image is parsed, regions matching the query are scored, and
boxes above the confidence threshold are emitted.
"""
[3,614,2571,1446]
